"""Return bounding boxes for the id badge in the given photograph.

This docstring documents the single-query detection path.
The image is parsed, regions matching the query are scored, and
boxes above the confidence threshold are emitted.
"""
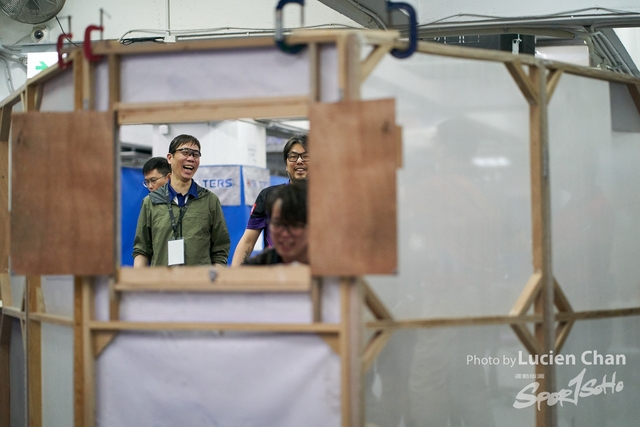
[167,238,185,265]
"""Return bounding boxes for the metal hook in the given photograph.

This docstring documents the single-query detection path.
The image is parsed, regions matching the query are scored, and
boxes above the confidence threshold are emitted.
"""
[387,1,418,59]
[274,0,306,54]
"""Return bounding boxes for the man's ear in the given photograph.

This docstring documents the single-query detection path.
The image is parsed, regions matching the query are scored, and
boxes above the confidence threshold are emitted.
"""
[167,153,173,164]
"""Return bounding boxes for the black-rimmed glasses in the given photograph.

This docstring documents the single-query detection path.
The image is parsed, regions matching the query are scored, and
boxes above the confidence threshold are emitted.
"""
[287,152,310,162]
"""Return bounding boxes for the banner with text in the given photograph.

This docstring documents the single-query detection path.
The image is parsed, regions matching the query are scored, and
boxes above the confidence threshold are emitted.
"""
[242,166,270,206]
[194,165,241,206]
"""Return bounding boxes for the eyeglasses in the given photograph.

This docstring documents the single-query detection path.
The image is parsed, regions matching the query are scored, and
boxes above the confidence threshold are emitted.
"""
[270,220,306,235]
[287,152,310,162]
[174,148,202,159]
[143,174,168,188]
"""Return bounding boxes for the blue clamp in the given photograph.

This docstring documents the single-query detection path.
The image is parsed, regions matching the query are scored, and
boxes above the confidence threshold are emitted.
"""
[387,1,417,59]
[275,0,306,54]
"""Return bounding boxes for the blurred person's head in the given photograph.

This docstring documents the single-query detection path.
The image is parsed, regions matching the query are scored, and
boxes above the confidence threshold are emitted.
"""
[266,182,308,264]
[142,157,171,192]
[283,134,309,182]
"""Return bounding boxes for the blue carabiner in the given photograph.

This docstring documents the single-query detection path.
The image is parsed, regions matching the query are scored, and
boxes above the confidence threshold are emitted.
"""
[387,1,417,59]
[275,0,306,54]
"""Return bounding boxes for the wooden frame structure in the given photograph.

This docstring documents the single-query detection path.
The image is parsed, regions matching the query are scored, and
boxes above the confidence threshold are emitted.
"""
[0,29,640,427]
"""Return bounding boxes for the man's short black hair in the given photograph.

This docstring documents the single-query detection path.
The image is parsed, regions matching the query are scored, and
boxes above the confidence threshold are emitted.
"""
[142,157,171,176]
[282,134,308,164]
[168,134,201,154]
[266,181,307,226]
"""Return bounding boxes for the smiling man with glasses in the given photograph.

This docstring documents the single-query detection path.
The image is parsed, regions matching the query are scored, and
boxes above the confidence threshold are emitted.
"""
[231,133,309,266]
[133,134,230,267]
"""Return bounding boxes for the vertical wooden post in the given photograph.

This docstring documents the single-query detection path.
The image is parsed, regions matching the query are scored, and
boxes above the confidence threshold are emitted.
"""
[340,278,364,427]
[108,55,121,111]
[0,106,10,273]
[26,275,43,427]
[74,276,95,427]
[529,64,556,427]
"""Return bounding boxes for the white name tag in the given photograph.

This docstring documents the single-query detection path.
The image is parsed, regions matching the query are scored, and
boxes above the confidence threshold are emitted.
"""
[167,238,185,266]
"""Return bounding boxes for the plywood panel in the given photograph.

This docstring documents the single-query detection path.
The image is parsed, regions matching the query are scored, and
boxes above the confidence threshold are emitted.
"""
[11,112,115,275]
[308,99,397,275]
[0,106,10,273]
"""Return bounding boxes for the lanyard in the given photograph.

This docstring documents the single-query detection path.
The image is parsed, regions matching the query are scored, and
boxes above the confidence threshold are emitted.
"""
[167,194,191,240]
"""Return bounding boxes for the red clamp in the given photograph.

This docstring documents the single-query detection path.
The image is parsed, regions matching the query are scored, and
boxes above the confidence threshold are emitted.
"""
[83,25,104,62]
[57,33,72,70]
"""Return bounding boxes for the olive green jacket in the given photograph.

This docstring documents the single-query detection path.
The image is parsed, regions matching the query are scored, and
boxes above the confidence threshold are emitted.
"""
[133,182,230,266]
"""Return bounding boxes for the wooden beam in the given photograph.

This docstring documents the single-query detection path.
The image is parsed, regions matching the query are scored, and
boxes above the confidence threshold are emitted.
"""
[93,330,116,358]
[0,107,9,273]
[509,272,542,316]
[511,323,542,355]
[27,312,74,328]
[360,43,393,83]
[73,51,83,111]
[546,69,563,102]
[343,33,361,101]
[23,84,43,112]
[115,265,311,292]
[108,55,121,111]
[626,83,640,117]
[362,280,393,321]
[553,278,572,313]
[82,56,95,111]
[311,277,322,322]
[1,306,25,320]
[89,320,341,333]
[505,62,538,105]
[368,314,543,330]
[554,320,574,353]
[116,96,309,125]
[339,277,363,427]
[308,43,320,103]
[362,330,393,372]
[26,275,42,427]
[74,276,95,427]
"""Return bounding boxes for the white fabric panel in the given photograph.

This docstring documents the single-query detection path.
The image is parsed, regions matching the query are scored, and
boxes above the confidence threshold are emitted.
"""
[41,323,73,427]
[9,319,26,427]
[242,166,270,206]
[321,277,341,323]
[362,53,532,319]
[319,45,340,103]
[9,275,25,309]
[96,332,341,427]
[120,48,310,103]
[549,74,640,311]
[41,275,74,317]
[95,275,111,322]
[39,70,74,112]
[95,60,110,112]
[119,292,313,323]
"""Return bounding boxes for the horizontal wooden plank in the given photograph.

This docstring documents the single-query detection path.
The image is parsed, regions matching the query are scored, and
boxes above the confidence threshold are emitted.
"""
[368,314,542,330]
[28,312,74,328]
[116,96,309,124]
[93,36,277,56]
[89,320,340,333]
[116,264,311,292]
[368,306,640,330]
[1,306,25,320]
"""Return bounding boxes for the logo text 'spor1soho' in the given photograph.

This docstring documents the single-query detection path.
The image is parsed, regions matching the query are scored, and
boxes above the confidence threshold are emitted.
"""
[513,368,624,410]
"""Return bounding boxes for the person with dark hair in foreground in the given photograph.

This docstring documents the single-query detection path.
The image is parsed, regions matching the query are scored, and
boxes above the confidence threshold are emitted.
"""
[142,157,171,192]
[231,133,309,266]
[133,134,230,267]
[243,182,308,265]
